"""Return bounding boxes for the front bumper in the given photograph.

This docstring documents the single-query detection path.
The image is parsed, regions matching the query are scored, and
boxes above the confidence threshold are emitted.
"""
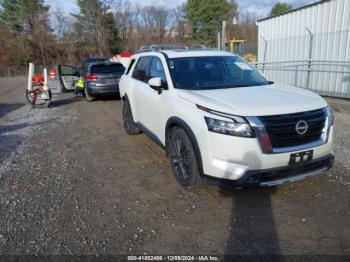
[197,124,334,185]
[202,154,334,187]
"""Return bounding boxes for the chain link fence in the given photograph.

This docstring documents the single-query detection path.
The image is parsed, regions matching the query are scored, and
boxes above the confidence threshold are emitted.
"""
[257,29,350,99]
[0,66,27,78]
[254,60,350,99]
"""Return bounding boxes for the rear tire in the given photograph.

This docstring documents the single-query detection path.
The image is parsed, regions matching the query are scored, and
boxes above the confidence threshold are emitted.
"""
[122,99,141,135]
[168,127,201,188]
[85,88,95,102]
[25,90,35,105]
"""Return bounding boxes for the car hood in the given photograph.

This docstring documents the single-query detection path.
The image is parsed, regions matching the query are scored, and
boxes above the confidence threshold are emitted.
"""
[176,83,327,116]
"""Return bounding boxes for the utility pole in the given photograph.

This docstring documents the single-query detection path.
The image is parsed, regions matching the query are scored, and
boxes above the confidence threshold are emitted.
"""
[221,20,227,51]
[217,32,221,50]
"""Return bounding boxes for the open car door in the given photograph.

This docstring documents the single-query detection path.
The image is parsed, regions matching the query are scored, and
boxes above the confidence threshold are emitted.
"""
[58,65,79,91]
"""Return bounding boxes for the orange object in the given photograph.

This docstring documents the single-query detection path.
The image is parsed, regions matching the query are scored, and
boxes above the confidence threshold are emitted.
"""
[49,69,57,79]
[120,52,133,57]
[32,74,44,83]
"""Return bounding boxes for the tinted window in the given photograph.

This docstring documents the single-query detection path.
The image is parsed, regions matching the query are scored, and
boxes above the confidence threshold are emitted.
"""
[149,57,166,82]
[132,57,152,82]
[60,65,78,76]
[168,56,268,90]
[90,64,125,74]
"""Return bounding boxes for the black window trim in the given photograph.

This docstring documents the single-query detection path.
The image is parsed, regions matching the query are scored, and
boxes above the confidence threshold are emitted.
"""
[126,59,136,75]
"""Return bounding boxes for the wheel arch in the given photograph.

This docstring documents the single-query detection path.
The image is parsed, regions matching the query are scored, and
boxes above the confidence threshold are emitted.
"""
[165,117,204,176]
[122,93,136,119]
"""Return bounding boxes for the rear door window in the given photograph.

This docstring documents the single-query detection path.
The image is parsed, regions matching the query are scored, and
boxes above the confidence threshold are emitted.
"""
[132,56,152,82]
[90,64,125,74]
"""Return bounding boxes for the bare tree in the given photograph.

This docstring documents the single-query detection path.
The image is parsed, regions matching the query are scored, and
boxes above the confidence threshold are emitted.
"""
[95,0,116,56]
[53,8,73,39]
[0,0,259,69]
[226,8,258,56]
[171,4,187,42]
[113,2,192,50]
[74,0,116,57]
[23,3,54,66]
[114,0,139,48]
[139,6,170,43]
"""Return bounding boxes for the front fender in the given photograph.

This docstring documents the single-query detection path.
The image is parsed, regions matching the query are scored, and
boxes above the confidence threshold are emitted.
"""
[165,117,204,175]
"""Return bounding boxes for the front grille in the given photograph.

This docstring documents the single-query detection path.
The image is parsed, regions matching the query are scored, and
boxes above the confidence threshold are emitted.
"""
[259,108,326,148]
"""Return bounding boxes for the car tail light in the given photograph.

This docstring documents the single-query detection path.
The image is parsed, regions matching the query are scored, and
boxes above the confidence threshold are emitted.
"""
[86,74,97,81]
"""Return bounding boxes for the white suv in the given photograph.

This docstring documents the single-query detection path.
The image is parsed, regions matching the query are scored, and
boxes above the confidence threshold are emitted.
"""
[119,47,334,188]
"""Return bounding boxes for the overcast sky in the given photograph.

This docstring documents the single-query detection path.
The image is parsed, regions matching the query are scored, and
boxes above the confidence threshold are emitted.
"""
[46,0,317,18]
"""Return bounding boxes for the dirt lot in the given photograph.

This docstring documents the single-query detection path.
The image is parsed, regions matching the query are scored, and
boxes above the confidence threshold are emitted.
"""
[0,77,349,256]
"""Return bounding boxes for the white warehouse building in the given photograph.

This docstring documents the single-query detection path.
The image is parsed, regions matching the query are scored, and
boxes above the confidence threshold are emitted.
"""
[256,0,350,99]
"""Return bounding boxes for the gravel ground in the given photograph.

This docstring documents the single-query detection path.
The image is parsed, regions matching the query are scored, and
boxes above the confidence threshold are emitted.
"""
[0,77,349,256]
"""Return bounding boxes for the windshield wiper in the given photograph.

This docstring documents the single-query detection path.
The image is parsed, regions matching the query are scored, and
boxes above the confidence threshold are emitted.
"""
[216,84,253,88]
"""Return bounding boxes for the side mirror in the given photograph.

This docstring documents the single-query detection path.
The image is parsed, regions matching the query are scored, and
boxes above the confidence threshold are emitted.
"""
[148,77,166,94]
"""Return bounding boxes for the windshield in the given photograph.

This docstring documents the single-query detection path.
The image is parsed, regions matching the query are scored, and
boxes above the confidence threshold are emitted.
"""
[168,56,268,90]
[91,64,125,74]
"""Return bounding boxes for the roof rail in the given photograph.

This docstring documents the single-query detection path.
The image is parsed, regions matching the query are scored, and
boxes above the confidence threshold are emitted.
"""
[137,44,209,53]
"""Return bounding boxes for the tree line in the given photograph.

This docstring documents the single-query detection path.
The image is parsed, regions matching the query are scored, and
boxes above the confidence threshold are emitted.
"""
[0,0,293,69]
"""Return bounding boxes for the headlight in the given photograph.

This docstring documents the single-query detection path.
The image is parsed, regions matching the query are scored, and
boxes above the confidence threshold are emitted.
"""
[326,106,334,126]
[204,116,254,137]
[321,106,334,142]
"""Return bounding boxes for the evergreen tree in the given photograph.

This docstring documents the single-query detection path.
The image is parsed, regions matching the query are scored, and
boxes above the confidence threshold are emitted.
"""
[73,0,120,57]
[0,0,22,33]
[269,2,293,17]
[0,0,54,65]
[185,0,237,43]
[105,13,121,54]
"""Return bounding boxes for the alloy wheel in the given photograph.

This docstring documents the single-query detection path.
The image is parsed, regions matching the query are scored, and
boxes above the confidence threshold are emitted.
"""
[172,138,190,181]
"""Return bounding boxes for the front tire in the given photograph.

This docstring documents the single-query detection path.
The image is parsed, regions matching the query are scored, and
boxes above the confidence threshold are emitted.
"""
[168,127,201,188]
[122,99,141,135]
